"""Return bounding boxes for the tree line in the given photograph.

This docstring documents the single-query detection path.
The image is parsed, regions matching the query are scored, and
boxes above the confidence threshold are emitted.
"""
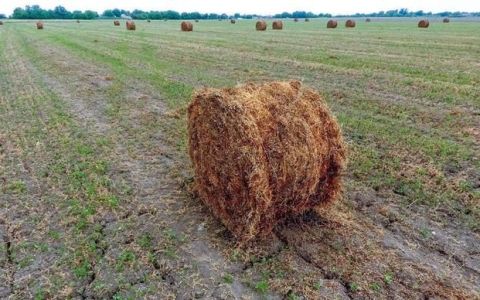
[6,5,480,20]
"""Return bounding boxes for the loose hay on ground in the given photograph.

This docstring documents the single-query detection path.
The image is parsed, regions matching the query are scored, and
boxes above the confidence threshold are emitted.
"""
[188,81,347,242]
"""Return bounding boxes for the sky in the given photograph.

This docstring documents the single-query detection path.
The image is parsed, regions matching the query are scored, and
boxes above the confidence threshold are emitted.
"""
[1,0,480,16]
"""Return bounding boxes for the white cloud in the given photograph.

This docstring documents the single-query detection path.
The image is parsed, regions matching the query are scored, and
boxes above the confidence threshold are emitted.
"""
[1,0,479,16]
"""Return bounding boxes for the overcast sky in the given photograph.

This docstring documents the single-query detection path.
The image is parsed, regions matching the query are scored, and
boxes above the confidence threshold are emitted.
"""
[1,0,480,16]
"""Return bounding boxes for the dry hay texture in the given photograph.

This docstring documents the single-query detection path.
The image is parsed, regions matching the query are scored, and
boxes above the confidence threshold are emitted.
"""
[126,21,136,30]
[443,18,450,23]
[114,20,120,26]
[327,20,338,28]
[256,20,267,31]
[188,81,347,242]
[272,20,283,30]
[346,19,356,28]
[230,19,236,24]
[181,21,193,31]
[36,22,44,29]
[418,20,430,28]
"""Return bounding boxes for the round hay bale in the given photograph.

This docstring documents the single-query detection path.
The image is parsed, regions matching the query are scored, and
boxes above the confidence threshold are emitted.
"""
[195,19,199,23]
[0,21,3,26]
[76,19,80,23]
[114,20,120,26]
[272,20,283,30]
[256,20,267,31]
[418,20,430,28]
[345,19,356,28]
[181,21,193,32]
[230,19,236,24]
[188,81,347,242]
[147,19,151,23]
[305,18,310,22]
[294,18,299,22]
[126,21,136,30]
[443,18,450,23]
[36,22,44,30]
[366,18,371,22]
[327,20,338,28]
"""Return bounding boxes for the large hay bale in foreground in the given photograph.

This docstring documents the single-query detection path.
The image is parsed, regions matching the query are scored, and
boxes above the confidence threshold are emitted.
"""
[126,21,136,30]
[188,81,347,242]
[36,22,44,30]
[256,20,267,31]
[345,19,356,28]
[443,18,450,23]
[272,20,283,30]
[181,21,193,31]
[327,20,338,28]
[418,20,430,28]
[114,20,120,26]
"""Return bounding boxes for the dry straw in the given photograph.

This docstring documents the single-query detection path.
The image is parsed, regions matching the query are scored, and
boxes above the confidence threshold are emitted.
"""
[181,21,193,31]
[327,20,338,28]
[36,21,44,29]
[272,20,283,30]
[188,81,347,242]
[256,20,267,31]
[345,19,356,28]
[418,20,430,28]
[126,21,136,30]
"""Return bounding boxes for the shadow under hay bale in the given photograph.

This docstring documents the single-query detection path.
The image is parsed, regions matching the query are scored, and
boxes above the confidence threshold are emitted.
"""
[114,20,120,26]
[181,21,193,31]
[126,21,136,30]
[443,18,450,23]
[418,20,430,28]
[256,20,267,31]
[272,20,283,30]
[188,81,347,242]
[346,19,356,28]
[36,22,43,29]
[327,20,338,28]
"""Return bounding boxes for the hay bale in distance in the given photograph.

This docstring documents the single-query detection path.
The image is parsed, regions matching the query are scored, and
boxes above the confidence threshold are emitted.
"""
[147,19,151,23]
[230,19,236,24]
[345,19,356,28]
[272,20,283,30]
[181,21,193,31]
[443,18,450,23]
[195,19,199,22]
[256,20,267,31]
[418,20,430,28]
[305,18,310,22]
[76,19,80,23]
[188,81,347,242]
[294,18,299,22]
[36,21,44,29]
[327,20,338,28]
[114,20,120,26]
[126,21,136,30]
[366,18,371,22]
[0,21,3,25]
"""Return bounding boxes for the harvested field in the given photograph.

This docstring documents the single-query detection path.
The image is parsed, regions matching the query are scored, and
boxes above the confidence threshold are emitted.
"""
[0,19,479,299]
